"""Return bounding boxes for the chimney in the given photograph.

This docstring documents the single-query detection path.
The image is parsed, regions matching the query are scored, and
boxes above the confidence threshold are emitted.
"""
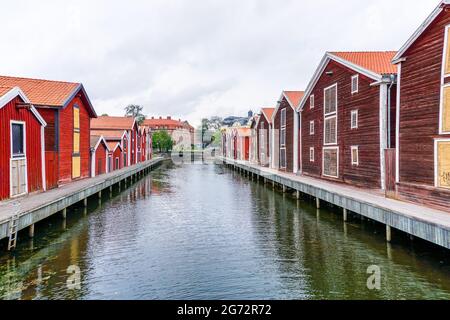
[167,116,171,120]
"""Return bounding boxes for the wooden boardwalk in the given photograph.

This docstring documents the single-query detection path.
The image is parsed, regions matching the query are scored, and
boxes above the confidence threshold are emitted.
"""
[221,157,450,250]
[0,157,164,245]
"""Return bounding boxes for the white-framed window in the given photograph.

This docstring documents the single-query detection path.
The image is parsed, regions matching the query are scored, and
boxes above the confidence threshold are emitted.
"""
[310,147,315,162]
[351,146,359,166]
[435,138,450,189]
[324,84,338,146]
[351,110,359,129]
[351,75,359,94]
[280,108,286,147]
[11,122,26,158]
[310,95,315,109]
[323,147,339,178]
[280,148,287,169]
[310,120,315,135]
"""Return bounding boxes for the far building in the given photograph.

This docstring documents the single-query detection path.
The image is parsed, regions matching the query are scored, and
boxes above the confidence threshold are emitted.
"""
[143,116,194,148]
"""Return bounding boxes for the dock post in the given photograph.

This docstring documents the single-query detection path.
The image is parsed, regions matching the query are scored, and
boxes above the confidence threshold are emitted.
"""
[386,225,392,242]
[272,180,275,189]
[83,198,88,207]
[98,190,102,199]
[29,224,35,238]
[296,191,300,200]
[62,208,67,219]
[316,197,320,209]
[343,208,348,222]
[282,185,286,193]
[109,186,113,197]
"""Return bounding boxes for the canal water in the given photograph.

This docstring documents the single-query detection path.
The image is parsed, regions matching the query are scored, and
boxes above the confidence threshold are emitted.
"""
[1,160,450,300]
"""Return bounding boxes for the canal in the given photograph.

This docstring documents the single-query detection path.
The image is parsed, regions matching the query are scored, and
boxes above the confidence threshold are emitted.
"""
[1,160,450,300]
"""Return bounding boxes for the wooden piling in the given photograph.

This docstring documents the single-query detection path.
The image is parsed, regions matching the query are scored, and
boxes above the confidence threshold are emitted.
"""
[29,224,35,238]
[386,225,392,242]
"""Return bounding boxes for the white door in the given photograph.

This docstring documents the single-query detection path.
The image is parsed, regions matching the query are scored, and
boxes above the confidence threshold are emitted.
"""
[10,122,27,197]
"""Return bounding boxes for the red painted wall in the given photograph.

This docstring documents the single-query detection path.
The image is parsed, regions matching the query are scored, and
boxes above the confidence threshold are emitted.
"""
[95,142,107,176]
[0,96,43,200]
[113,147,123,170]
[274,100,295,172]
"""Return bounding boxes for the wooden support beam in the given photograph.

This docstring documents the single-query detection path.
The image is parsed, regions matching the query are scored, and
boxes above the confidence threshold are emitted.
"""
[296,191,301,199]
[62,208,67,219]
[83,198,88,207]
[316,197,320,209]
[386,225,392,242]
[343,208,348,222]
[29,224,35,238]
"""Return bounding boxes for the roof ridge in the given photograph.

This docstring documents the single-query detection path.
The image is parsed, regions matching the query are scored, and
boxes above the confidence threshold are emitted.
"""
[0,75,80,85]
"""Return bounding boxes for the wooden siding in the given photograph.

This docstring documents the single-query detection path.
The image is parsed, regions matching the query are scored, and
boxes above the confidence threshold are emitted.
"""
[274,98,295,173]
[397,8,450,211]
[95,142,107,176]
[56,96,91,183]
[300,60,390,189]
[113,147,122,171]
[0,97,43,200]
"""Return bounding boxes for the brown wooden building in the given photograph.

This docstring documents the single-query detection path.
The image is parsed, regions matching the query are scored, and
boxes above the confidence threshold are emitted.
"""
[272,91,304,173]
[256,108,274,167]
[297,51,397,189]
[392,0,450,211]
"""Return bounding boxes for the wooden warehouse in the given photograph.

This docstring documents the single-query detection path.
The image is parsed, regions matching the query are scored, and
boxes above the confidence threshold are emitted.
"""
[392,0,450,211]
[236,128,251,161]
[107,141,123,172]
[90,135,110,177]
[0,86,47,200]
[249,115,260,164]
[256,107,274,167]
[91,116,138,167]
[297,51,397,190]
[90,129,128,169]
[0,76,97,189]
[272,91,304,173]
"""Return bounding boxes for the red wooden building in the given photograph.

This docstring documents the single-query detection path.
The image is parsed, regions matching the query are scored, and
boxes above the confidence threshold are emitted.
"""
[107,141,123,171]
[256,107,274,167]
[272,91,304,173]
[139,126,152,162]
[296,51,397,190]
[392,0,450,211]
[236,128,251,161]
[0,76,97,189]
[0,86,47,200]
[91,129,128,169]
[90,135,109,177]
[91,116,138,166]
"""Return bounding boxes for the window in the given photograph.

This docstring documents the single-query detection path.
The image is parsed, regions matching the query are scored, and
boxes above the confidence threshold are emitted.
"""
[444,25,450,75]
[72,106,81,178]
[324,116,337,145]
[11,123,25,157]
[351,146,359,166]
[124,153,127,167]
[280,108,286,147]
[442,85,450,133]
[437,140,450,189]
[115,157,119,170]
[310,95,315,109]
[324,84,337,116]
[260,122,265,163]
[280,148,286,169]
[351,110,359,129]
[323,147,339,178]
[351,75,359,94]
[310,121,315,135]
[310,147,314,162]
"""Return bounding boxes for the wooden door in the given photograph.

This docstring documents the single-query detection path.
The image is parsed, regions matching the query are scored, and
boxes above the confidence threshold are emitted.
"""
[11,159,27,197]
[45,151,58,189]
[384,148,396,198]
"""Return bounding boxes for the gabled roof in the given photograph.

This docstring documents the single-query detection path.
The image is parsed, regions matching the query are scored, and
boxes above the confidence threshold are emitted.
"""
[330,52,397,75]
[237,128,251,137]
[260,107,275,124]
[91,116,137,131]
[272,91,305,122]
[297,51,397,112]
[90,135,110,152]
[0,75,97,117]
[91,129,127,140]
[393,1,450,63]
[0,86,47,127]
[106,141,122,152]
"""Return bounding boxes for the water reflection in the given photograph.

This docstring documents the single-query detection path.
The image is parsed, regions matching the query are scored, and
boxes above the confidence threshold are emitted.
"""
[0,161,450,300]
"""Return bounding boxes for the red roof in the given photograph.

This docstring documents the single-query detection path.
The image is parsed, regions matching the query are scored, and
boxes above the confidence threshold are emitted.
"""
[106,141,121,151]
[237,128,251,137]
[284,91,305,107]
[261,108,275,123]
[330,51,397,75]
[0,75,80,107]
[91,129,126,140]
[144,117,193,131]
[0,86,14,97]
[91,116,136,130]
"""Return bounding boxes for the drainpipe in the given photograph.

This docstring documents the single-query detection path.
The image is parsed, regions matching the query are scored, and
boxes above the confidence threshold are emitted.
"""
[387,74,396,149]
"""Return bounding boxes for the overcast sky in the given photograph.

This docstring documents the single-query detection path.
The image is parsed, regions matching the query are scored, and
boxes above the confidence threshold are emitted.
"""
[0,0,438,126]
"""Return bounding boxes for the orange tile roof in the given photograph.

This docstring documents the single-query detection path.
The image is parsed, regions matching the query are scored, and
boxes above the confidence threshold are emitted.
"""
[284,91,305,107]
[0,75,80,107]
[91,116,135,130]
[0,85,14,97]
[144,118,184,128]
[106,141,121,151]
[261,107,275,123]
[237,128,251,137]
[330,51,397,75]
[91,129,126,140]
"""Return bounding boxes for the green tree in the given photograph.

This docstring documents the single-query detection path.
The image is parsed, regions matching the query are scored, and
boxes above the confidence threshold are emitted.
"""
[124,104,146,125]
[152,130,173,153]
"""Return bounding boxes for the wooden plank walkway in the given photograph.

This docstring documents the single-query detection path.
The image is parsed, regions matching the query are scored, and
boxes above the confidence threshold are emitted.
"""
[221,157,450,249]
[0,157,164,243]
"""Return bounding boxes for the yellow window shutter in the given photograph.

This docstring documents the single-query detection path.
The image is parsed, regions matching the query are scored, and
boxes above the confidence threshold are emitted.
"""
[73,132,80,153]
[72,156,81,179]
[437,141,450,189]
[445,31,450,75]
[74,107,80,129]
[443,86,450,132]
